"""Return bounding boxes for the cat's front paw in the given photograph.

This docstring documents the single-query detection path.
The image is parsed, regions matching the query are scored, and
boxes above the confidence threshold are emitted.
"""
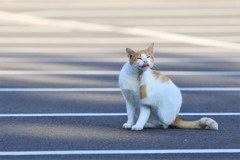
[122,123,133,129]
[131,125,144,131]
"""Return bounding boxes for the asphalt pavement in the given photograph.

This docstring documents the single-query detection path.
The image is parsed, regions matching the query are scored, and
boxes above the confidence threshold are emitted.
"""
[0,0,239,160]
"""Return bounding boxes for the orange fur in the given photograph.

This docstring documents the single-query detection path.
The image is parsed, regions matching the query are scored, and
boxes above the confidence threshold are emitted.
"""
[140,85,147,99]
[151,70,170,83]
[160,75,170,83]
[172,116,201,129]
[129,50,142,64]
[143,49,154,59]
[151,70,161,79]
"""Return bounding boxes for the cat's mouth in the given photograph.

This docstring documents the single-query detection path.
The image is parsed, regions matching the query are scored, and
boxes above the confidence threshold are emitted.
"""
[141,64,149,68]
[141,61,149,68]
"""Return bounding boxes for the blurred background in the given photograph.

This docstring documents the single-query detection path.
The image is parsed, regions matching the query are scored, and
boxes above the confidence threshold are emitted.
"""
[0,0,240,60]
[0,0,239,87]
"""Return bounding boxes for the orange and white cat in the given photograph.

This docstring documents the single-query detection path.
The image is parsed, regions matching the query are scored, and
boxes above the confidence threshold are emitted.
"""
[118,43,218,131]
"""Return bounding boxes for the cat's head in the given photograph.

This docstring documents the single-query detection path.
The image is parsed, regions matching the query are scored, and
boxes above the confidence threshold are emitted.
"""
[126,43,154,72]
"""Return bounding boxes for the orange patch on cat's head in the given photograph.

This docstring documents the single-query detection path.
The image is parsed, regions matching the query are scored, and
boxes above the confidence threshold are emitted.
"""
[129,50,143,64]
[143,49,154,60]
[126,48,144,64]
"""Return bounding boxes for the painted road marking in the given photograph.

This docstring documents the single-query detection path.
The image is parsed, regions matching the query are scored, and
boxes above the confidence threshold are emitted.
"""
[22,8,240,17]
[0,88,239,92]
[1,37,240,44]
[0,47,239,54]
[1,26,240,33]
[0,57,240,63]
[0,149,240,156]
[2,1,240,8]
[0,37,169,44]
[0,71,239,76]
[0,112,239,117]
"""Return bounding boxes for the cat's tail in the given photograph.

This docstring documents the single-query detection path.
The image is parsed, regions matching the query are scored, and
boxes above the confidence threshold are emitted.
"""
[171,116,218,130]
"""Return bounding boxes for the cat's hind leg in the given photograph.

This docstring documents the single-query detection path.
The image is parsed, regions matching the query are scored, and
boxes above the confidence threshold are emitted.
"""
[156,101,179,128]
[144,122,167,129]
[144,112,163,129]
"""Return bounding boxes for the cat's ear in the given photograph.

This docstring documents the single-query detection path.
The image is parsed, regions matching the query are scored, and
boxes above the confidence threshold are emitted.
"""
[126,48,135,58]
[147,43,154,53]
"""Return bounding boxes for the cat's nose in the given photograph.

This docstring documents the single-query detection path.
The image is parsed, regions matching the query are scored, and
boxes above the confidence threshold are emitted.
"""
[143,61,149,67]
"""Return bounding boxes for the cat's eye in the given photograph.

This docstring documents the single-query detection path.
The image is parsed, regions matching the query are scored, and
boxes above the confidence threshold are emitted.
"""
[147,56,151,58]
[137,58,142,60]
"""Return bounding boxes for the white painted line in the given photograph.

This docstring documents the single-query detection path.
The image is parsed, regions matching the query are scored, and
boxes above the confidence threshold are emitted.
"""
[0,88,121,92]
[2,26,240,34]
[0,149,240,156]
[3,2,240,9]
[180,88,240,91]
[1,37,238,44]
[205,36,240,42]
[164,71,240,76]
[90,18,240,26]
[22,8,240,18]
[0,71,239,76]
[0,37,168,44]
[0,47,239,54]
[0,88,239,92]
[0,71,119,75]
[141,26,240,33]
[0,11,240,50]
[0,26,67,33]
[0,47,107,54]
[1,57,240,63]
[0,112,239,117]
[179,113,240,116]
[0,113,126,117]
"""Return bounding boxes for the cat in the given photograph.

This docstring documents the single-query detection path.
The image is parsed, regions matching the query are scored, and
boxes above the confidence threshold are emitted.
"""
[118,43,218,131]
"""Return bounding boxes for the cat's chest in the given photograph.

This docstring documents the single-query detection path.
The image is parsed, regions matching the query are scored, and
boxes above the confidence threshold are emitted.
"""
[140,70,155,86]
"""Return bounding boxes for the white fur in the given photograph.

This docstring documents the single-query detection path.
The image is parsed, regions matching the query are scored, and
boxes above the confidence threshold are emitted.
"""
[119,51,182,130]
[140,69,182,127]
[118,62,140,129]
